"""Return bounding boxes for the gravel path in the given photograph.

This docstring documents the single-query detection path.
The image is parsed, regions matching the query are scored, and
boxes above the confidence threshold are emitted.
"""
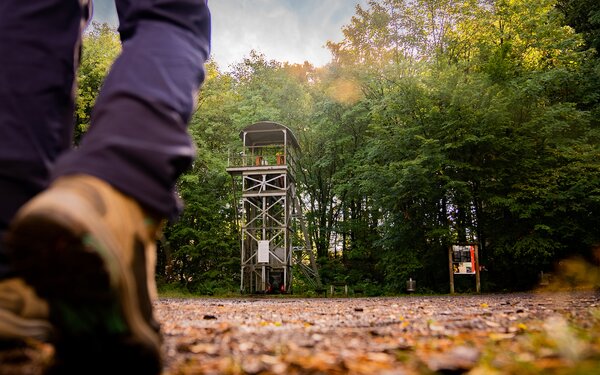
[2,291,599,374]
[157,291,600,374]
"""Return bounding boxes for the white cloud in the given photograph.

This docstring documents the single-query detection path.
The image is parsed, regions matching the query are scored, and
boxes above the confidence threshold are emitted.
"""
[91,1,118,26]
[91,0,366,71]
[210,0,365,70]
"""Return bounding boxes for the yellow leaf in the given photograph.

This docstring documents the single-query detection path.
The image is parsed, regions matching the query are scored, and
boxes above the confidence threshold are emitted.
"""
[489,333,516,341]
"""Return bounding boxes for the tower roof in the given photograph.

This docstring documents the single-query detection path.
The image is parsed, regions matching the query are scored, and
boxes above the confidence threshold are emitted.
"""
[240,121,300,150]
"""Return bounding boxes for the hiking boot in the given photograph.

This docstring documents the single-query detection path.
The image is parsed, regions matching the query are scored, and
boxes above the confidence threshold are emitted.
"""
[5,175,163,374]
[0,277,52,342]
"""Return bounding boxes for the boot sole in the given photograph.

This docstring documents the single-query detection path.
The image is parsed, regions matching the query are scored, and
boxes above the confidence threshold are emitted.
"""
[7,203,161,374]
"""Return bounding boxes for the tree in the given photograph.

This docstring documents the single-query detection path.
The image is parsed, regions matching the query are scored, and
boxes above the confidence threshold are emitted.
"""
[157,60,241,293]
[322,0,600,292]
[557,0,600,51]
[75,22,121,143]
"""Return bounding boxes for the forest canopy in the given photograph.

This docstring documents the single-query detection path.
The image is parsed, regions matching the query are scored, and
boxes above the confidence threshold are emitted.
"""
[78,0,600,294]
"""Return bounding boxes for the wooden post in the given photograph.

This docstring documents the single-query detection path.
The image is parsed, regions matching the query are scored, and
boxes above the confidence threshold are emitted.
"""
[474,245,481,293]
[448,246,455,294]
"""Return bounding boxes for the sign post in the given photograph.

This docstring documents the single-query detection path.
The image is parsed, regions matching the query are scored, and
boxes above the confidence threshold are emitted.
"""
[449,244,480,294]
[448,247,455,294]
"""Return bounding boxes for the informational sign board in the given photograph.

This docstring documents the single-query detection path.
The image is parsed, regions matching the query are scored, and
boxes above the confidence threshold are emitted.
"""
[448,244,480,293]
[452,245,476,274]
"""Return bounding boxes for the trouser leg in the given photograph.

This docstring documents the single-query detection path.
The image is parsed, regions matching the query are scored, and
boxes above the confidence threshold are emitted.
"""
[0,0,82,278]
[52,0,211,219]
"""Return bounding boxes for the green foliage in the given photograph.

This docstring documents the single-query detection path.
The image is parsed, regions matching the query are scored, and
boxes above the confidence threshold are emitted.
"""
[74,0,600,295]
[557,0,600,51]
[158,152,240,293]
[75,22,121,143]
[321,0,600,292]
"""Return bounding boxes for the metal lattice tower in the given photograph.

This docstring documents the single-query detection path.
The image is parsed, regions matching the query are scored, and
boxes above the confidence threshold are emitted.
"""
[226,121,320,294]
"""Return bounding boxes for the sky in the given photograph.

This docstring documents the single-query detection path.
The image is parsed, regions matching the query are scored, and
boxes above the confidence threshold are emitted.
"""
[92,0,367,71]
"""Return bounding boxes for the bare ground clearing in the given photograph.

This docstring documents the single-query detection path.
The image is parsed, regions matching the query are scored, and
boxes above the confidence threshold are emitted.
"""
[2,291,599,374]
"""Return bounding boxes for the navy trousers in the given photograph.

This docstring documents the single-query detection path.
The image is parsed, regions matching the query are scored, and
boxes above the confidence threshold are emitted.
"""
[0,0,211,277]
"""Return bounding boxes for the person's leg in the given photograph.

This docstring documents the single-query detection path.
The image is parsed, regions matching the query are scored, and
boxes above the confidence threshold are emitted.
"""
[0,0,86,345]
[0,0,81,279]
[53,0,211,220]
[6,1,211,373]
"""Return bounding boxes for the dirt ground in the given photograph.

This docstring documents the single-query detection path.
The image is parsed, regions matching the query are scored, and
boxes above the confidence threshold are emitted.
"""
[1,291,599,374]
